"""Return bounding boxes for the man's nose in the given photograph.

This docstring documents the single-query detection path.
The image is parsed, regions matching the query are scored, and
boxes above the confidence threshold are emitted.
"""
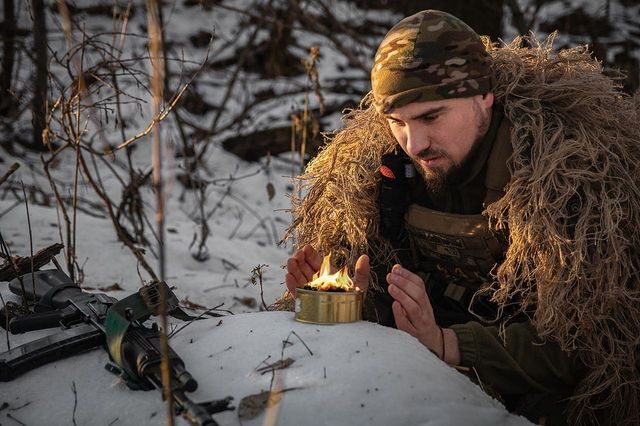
[405,126,429,157]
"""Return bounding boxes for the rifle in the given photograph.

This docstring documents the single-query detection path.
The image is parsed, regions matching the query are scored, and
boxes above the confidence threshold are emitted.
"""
[0,269,233,425]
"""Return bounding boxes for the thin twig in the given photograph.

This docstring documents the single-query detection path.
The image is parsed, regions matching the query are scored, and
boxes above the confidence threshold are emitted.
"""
[256,358,294,375]
[254,354,272,372]
[250,264,269,311]
[6,401,31,412]
[168,303,227,339]
[20,182,36,301]
[71,381,78,426]
[110,40,213,153]
[280,330,313,360]
[6,413,27,426]
[290,331,313,356]
[0,231,27,307]
[0,290,10,350]
[41,155,74,278]
[0,163,20,187]
[0,200,21,220]
[69,32,86,283]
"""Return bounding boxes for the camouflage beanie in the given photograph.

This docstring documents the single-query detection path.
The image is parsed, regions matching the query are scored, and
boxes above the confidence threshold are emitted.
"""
[371,10,493,113]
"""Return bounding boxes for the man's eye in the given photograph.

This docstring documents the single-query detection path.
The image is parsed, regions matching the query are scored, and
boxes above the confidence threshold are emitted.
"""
[388,118,404,127]
[420,115,437,122]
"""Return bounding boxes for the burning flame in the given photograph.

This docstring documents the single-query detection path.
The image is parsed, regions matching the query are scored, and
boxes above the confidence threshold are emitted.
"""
[306,254,357,292]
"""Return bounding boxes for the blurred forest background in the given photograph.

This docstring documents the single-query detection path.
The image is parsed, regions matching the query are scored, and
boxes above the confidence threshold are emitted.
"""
[0,0,638,284]
[0,0,638,160]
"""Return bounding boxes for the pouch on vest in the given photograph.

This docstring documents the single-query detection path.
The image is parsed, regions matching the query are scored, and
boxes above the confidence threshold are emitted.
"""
[379,150,416,244]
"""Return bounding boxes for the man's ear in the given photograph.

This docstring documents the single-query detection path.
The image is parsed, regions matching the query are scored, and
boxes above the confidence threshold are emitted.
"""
[481,92,494,109]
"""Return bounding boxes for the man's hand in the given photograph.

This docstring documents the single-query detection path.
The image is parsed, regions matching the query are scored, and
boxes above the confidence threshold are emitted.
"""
[387,264,459,363]
[285,244,370,296]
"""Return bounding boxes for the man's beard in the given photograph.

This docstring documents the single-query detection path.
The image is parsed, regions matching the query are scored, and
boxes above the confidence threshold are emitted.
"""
[413,103,491,195]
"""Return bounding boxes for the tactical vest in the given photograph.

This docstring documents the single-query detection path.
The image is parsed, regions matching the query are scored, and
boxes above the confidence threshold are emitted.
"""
[405,119,512,326]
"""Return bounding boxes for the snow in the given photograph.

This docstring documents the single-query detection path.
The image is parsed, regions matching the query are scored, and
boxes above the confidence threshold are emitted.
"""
[0,311,531,426]
[0,145,532,425]
[0,144,531,425]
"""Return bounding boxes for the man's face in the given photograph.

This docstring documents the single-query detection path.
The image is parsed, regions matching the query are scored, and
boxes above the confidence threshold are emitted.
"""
[384,93,494,191]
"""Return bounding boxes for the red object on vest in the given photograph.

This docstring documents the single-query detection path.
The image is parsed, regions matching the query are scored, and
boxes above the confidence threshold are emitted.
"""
[380,165,396,179]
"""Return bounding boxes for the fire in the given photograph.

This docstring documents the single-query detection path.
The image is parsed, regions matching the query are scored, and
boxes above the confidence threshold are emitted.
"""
[305,254,358,292]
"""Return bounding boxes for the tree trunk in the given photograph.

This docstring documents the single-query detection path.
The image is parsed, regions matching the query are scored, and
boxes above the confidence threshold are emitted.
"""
[31,0,48,150]
[1,0,16,117]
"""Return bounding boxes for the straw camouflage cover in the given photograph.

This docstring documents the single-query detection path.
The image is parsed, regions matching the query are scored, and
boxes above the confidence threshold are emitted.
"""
[371,10,493,113]
[285,33,640,424]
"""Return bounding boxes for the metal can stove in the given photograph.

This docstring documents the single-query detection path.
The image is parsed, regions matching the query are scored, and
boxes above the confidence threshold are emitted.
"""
[294,288,363,324]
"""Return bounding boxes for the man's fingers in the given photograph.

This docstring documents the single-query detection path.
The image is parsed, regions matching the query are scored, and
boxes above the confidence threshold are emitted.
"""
[285,272,299,296]
[388,266,427,306]
[286,248,371,297]
[294,251,316,282]
[303,244,323,271]
[296,245,323,281]
[286,258,307,287]
[391,264,425,288]
[388,283,422,325]
[392,301,417,337]
[354,254,370,293]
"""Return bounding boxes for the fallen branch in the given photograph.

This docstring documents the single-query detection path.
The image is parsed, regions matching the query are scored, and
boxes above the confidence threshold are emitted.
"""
[0,242,64,282]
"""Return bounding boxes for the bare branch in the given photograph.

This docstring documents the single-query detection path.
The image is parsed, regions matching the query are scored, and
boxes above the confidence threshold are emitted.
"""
[110,39,213,153]
[0,163,20,187]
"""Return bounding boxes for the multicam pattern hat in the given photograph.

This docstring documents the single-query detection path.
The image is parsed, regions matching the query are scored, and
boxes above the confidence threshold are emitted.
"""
[371,10,493,113]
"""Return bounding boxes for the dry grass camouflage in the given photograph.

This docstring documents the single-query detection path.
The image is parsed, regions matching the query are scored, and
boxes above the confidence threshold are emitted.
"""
[283,34,640,425]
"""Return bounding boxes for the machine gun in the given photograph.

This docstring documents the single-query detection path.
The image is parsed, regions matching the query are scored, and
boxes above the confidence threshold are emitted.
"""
[0,269,233,425]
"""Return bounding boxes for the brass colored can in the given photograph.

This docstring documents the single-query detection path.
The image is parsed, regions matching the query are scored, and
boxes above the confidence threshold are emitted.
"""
[294,288,363,324]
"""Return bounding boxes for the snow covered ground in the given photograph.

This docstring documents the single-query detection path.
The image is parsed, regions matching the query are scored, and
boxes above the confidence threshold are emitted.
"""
[0,307,533,426]
[0,137,537,426]
[0,140,532,425]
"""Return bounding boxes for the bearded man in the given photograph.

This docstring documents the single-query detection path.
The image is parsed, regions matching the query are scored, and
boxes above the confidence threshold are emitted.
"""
[280,9,640,425]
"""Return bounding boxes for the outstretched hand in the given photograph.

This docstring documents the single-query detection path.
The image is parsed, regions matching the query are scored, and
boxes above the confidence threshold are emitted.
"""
[285,244,370,295]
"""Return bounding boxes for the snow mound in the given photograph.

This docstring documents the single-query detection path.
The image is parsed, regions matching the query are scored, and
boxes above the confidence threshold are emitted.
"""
[1,312,532,425]
[182,311,532,426]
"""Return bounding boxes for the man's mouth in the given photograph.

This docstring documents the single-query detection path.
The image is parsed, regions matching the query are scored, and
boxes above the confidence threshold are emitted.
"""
[419,156,442,166]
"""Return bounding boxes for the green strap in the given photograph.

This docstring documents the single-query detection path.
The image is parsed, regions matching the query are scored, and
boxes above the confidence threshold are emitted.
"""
[105,281,193,371]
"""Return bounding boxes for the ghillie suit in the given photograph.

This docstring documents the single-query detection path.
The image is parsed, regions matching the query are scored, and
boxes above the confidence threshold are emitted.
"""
[281,36,640,425]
